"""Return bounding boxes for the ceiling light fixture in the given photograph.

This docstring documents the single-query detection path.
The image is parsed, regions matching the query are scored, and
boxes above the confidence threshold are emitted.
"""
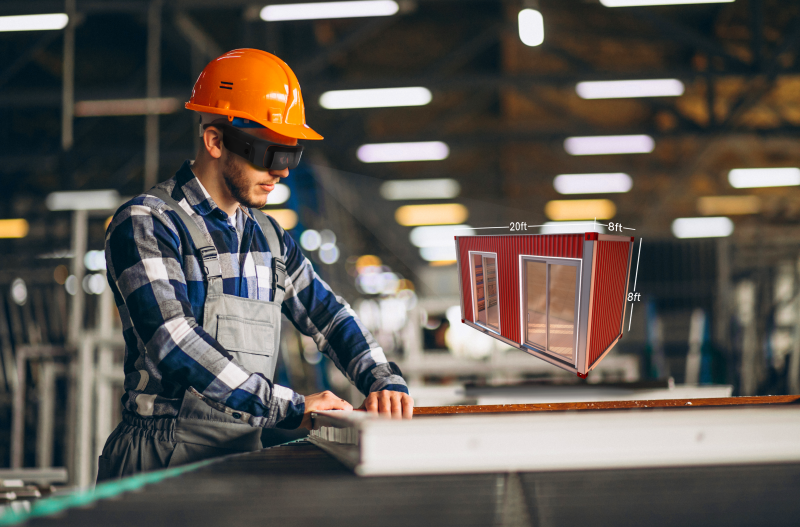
[74,98,181,117]
[0,219,29,239]
[600,0,734,7]
[564,135,655,156]
[728,168,800,188]
[672,217,734,239]
[697,196,761,216]
[357,141,449,163]
[419,246,458,262]
[409,225,474,248]
[380,178,460,200]
[395,204,468,226]
[539,221,606,235]
[0,13,69,32]
[319,87,432,109]
[46,190,121,211]
[518,9,544,47]
[553,173,633,194]
[260,1,399,21]
[576,79,684,99]
[544,199,617,221]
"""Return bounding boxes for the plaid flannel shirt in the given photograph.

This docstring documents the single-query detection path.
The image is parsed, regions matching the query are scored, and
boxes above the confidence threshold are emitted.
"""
[105,160,407,429]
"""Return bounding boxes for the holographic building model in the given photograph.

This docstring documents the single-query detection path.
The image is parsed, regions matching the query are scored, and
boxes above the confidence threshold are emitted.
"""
[455,233,635,378]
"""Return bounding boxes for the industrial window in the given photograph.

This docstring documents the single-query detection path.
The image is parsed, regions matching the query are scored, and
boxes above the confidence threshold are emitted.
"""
[522,257,580,364]
[471,252,500,332]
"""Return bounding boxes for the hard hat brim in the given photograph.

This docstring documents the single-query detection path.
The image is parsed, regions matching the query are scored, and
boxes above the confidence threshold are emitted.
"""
[185,103,323,140]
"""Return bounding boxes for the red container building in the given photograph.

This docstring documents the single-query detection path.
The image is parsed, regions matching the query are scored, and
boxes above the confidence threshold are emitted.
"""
[455,233,635,377]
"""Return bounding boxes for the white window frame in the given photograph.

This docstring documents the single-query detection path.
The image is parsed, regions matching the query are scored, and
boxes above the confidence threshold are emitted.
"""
[469,251,501,335]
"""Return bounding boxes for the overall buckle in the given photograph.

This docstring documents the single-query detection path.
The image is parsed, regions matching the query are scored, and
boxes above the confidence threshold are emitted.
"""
[272,258,286,291]
[198,246,222,278]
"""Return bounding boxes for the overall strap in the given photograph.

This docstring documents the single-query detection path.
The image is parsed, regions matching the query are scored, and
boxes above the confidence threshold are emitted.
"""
[148,187,223,284]
[251,210,287,305]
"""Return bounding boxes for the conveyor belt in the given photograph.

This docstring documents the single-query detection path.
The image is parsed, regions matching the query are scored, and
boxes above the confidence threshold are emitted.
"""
[15,440,800,527]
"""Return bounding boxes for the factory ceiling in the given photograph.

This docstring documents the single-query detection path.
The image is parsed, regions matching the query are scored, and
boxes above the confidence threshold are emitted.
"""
[1,0,800,257]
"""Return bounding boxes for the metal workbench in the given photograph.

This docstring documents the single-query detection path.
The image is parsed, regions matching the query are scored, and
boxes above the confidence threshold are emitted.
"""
[8,439,800,527]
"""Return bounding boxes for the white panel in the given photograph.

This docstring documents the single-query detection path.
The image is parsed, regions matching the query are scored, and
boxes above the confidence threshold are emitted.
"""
[311,407,800,476]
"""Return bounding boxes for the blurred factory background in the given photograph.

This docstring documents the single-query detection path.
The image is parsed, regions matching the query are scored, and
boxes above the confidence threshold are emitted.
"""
[1,0,800,487]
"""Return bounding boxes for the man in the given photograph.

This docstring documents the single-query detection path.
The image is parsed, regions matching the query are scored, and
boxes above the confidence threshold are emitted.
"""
[97,49,413,481]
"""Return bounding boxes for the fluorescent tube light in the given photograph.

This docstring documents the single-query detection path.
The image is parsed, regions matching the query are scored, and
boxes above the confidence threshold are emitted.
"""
[420,246,457,262]
[358,141,449,163]
[260,1,399,21]
[518,9,544,47]
[728,168,800,188]
[576,79,684,99]
[74,98,181,117]
[697,196,761,216]
[564,135,655,156]
[261,209,298,230]
[0,13,69,32]
[539,221,606,235]
[0,219,29,238]
[380,178,460,200]
[545,199,617,221]
[601,0,734,6]
[268,183,291,205]
[672,217,733,239]
[409,225,473,248]
[395,204,468,226]
[320,87,431,109]
[554,173,632,194]
[46,190,121,211]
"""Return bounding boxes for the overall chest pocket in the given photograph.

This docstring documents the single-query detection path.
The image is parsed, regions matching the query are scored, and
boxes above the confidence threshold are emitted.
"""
[215,315,275,375]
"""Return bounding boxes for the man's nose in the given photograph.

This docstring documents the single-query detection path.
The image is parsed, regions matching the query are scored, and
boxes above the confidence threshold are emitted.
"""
[270,167,290,178]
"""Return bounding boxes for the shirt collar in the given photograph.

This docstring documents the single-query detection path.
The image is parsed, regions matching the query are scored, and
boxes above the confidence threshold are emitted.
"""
[174,160,255,221]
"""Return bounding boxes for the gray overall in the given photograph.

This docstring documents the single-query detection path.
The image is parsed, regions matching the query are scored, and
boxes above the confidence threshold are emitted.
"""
[96,188,286,482]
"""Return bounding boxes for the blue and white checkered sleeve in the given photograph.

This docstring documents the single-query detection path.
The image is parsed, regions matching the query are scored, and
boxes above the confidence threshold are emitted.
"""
[105,199,305,429]
[273,218,408,396]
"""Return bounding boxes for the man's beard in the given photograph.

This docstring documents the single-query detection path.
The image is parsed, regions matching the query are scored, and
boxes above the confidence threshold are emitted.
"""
[222,154,267,209]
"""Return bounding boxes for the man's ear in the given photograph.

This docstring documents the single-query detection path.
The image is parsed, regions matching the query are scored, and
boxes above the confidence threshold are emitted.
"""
[202,126,224,159]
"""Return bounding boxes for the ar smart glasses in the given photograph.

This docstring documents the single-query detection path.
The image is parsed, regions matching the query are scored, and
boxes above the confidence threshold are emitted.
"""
[203,122,304,170]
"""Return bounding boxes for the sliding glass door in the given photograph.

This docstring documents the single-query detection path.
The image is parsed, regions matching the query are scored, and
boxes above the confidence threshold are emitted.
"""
[525,260,547,349]
[523,257,580,364]
[471,252,500,332]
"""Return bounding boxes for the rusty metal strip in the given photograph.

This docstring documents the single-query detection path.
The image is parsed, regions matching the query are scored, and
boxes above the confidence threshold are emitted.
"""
[413,395,800,415]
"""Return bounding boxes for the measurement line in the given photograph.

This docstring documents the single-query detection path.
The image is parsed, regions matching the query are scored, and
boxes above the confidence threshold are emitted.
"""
[457,221,612,231]
[623,226,636,231]
[454,226,508,230]
[633,238,642,291]
[628,303,634,331]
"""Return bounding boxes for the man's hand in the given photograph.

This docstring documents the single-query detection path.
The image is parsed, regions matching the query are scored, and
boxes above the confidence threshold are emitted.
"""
[300,390,353,430]
[359,390,414,419]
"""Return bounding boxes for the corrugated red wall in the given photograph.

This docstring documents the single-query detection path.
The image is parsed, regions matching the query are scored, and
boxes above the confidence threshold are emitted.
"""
[457,234,584,344]
[587,240,630,365]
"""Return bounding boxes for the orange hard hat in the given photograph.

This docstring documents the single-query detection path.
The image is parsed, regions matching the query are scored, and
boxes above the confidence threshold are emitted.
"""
[185,49,323,140]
